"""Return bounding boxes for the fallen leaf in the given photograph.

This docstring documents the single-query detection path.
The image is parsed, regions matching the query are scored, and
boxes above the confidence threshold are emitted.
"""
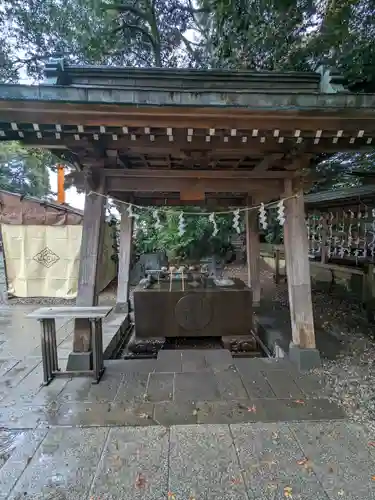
[284,486,293,498]
[371,475,375,481]
[267,483,277,490]
[138,412,151,419]
[135,472,146,488]
[167,493,176,499]
[297,458,308,466]
[369,442,375,447]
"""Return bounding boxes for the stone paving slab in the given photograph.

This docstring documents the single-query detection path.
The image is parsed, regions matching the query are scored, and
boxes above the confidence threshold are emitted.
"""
[214,367,249,400]
[181,349,208,372]
[89,426,169,500]
[52,401,155,427]
[0,429,48,500]
[114,372,150,404]
[7,427,109,500]
[169,424,250,499]
[146,372,174,402]
[262,369,305,399]
[0,350,344,427]
[0,422,374,499]
[154,401,198,426]
[174,371,221,402]
[34,398,345,428]
[156,350,182,372]
[0,404,60,429]
[56,372,123,404]
[236,366,276,399]
[290,421,375,498]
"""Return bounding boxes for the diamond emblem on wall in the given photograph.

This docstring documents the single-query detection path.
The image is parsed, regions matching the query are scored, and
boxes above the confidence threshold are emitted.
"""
[33,247,60,268]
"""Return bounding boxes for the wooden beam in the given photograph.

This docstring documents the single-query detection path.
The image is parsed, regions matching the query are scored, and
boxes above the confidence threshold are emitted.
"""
[115,206,133,313]
[283,180,315,349]
[2,99,375,131]
[101,168,295,179]
[73,185,106,353]
[253,154,284,171]
[245,206,261,305]
[111,195,249,207]
[20,135,375,155]
[105,176,282,193]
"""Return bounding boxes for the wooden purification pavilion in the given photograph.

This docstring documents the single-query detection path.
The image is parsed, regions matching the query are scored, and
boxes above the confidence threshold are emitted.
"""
[1,60,375,370]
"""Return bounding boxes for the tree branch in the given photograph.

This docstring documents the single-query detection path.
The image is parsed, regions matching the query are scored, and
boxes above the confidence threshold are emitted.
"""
[113,22,154,44]
[104,4,152,23]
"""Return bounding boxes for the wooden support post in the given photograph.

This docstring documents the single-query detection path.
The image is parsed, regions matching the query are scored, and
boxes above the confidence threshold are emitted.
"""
[320,214,328,264]
[283,180,320,369]
[72,184,106,354]
[115,206,134,313]
[364,263,375,323]
[245,208,261,306]
[274,248,281,284]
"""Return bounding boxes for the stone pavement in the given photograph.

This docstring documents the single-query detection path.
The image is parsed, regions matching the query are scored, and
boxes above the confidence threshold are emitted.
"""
[0,307,374,499]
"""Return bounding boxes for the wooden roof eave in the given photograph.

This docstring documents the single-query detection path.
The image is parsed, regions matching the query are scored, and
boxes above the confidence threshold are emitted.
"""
[1,84,375,130]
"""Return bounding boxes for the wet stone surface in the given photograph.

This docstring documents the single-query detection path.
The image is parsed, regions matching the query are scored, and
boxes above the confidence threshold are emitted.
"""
[0,301,370,500]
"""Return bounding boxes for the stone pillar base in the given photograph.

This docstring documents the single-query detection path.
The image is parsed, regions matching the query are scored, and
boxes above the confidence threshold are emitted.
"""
[289,343,321,371]
[114,302,129,314]
[66,351,93,371]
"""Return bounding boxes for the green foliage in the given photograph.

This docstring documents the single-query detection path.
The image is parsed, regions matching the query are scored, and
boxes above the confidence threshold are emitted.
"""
[134,208,241,261]
[1,0,208,80]
[0,142,52,198]
[2,0,375,252]
[201,0,375,90]
[200,0,317,71]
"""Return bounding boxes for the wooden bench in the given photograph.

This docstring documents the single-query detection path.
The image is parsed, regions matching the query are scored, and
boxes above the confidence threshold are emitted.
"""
[28,306,112,385]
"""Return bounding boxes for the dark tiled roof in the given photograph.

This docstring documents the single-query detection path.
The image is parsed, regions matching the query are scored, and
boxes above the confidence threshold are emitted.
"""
[304,185,375,206]
[0,189,83,216]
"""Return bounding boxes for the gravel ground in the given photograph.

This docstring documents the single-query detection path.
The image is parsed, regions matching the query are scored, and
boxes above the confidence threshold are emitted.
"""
[225,262,375,437]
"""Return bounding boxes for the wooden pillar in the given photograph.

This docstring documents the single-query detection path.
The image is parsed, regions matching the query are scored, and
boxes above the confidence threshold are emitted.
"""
[320,214,329,264]
[245,208,261,306]
[115,206,134,313]
[274,248,281,284]
[72,185,106,353]
[283,182,316,350]
[364,263,375,323]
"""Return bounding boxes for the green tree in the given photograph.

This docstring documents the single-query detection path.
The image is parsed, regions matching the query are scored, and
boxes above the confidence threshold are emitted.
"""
[134,208,242,261]
[200,0,317,71]
[0,142,52,198]
[2,0,207,79]
[202,0,375,89]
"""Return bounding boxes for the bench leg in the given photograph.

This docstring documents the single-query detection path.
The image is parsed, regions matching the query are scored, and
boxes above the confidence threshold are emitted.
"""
[40,320,53,385]
[45,318,59,373]
[91,319,105,383]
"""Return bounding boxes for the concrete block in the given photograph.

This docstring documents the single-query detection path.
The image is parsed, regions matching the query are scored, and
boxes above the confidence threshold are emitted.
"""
[66,351,92,371]
[289,343,322,371]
